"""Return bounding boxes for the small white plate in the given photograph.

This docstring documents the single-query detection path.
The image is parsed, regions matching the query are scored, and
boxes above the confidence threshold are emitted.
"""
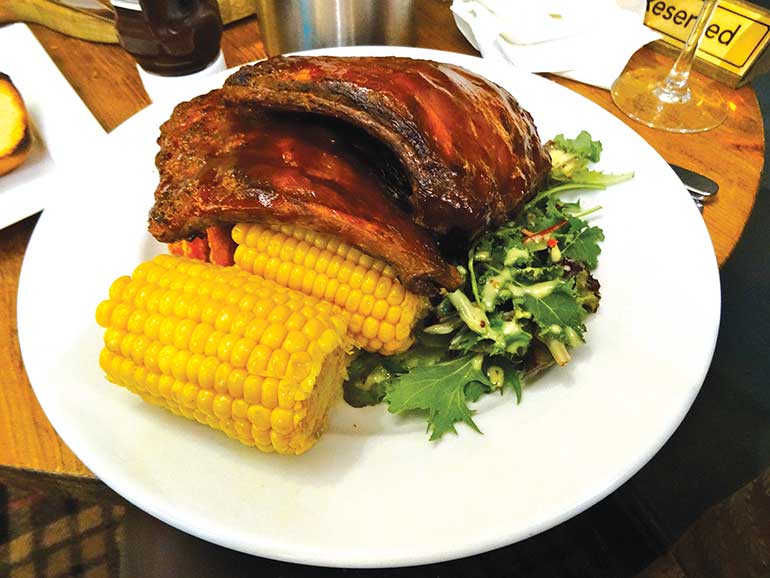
[17,47,720,568]
[0,24,105,230]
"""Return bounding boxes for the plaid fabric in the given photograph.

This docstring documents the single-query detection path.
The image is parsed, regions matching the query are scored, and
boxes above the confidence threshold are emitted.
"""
[0,484,125,578]
[0,479,665,577]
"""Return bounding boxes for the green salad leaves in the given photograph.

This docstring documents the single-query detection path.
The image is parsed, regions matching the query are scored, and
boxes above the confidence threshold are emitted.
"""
[343,131,632,440]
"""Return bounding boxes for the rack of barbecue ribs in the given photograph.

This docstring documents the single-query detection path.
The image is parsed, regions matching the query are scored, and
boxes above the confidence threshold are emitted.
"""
[149,56,551,294]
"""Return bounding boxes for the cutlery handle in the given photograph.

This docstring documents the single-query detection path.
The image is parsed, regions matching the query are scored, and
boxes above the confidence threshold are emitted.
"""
[669,163,720,198]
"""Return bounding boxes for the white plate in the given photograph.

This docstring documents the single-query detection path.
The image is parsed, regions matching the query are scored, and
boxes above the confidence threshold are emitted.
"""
[17,47,720,568]
[0,24,105,231]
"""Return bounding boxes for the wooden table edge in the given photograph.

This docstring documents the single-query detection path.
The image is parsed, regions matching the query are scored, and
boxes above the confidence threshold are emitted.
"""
[0,464,128,505]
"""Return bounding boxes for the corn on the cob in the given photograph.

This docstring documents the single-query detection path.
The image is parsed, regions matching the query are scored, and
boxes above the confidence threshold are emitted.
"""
[95,254,350,455]
[231,223,426,355]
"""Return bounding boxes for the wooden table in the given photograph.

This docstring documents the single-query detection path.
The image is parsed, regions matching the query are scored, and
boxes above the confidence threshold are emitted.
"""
[0,0,765,503]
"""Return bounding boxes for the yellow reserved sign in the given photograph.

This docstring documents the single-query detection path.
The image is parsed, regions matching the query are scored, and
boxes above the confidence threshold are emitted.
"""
[644,0,770,80]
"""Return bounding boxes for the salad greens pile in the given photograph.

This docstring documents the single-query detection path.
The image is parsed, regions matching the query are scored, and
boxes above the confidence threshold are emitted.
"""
[344,131,632,440]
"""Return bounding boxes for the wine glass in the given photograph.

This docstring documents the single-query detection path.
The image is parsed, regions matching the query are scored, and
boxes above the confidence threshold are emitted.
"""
[611,0,727,133]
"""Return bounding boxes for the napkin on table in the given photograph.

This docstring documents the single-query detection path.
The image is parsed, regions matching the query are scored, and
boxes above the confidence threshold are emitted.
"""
[451,0,662,89]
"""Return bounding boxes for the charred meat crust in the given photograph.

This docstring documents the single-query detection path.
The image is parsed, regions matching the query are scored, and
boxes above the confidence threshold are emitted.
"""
[224,56,552,239]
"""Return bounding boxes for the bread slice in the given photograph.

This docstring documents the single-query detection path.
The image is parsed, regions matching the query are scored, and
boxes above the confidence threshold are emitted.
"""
[0,73,32,176]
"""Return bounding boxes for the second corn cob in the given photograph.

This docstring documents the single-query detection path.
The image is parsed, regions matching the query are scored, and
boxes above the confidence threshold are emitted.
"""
[95,254,350,455]
[231,223,426,355]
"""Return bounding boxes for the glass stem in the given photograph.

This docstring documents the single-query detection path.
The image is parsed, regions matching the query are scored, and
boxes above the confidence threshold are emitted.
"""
[658,0,720,100]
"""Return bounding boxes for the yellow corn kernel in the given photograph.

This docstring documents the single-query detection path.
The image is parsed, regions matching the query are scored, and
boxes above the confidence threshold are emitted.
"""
[172,319,196,350]
[243,318,269,342]
[182,383,198,408]
[227,368,246,399]
[189,323,213,354]
[319,329,341,354]
[243,374,263,404]
[158,291,177,317]
[143,341,162,372]
[277,379,295,409]
[261,377,279,409]
[230,337,256,368]
[158,374,174,399]
[212,394,232,420]
[109,276,131,300]
[232,398,249,420]
[323,278,340,303]
[361,317,380,340]
[385,305,403,325]
[145,372,160,397]
[157,344,176,375]
[282,330,308,354]
[349,313,365,334]
[246,405,272,431]
[95,300,116,327]
[157,317,178,345]
[229,311,252,336]
[270,431,290,454]
[198,356,220,390]
[186,353,204,384]
[378,322,396,344]
[196,388,215,415]
[371,300,389,321]
[104,327,123,353]
[171,350,191,381]
[374,277,392,300]
[271,408,295,435]
[172,293,191,318]
[143,313,163,341]
[119,332,136,359]
[396,320,412,341]
[260,323,288,350]
[267,303,292,325]
[130,335,150,366]
[203,330,223,357]
[311,274,327,299]
[110,302,132,330]
[234,418,253,444]
[246,343,272,374]
[216,333,238,364]
[96,254,349,455]
[214,363,231,394]
[287,351,313,382]
[126,309,146,334]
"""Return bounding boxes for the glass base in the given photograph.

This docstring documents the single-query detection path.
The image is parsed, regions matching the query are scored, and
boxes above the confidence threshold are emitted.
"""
[611,67,727,133]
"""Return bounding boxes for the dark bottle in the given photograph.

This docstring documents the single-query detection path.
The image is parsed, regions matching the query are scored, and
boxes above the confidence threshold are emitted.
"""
[112,0,223,76]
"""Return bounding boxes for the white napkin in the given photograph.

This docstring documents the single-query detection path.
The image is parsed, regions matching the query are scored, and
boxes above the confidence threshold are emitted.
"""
[451,0,661,89]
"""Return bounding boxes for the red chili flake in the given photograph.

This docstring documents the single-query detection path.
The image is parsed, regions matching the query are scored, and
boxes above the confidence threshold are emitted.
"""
[523,220,567,244]
[547,238,558,248]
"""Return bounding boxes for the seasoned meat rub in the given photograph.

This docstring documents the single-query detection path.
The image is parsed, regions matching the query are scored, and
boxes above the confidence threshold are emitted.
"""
[224,55,551,238]
[148,90,461,293]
